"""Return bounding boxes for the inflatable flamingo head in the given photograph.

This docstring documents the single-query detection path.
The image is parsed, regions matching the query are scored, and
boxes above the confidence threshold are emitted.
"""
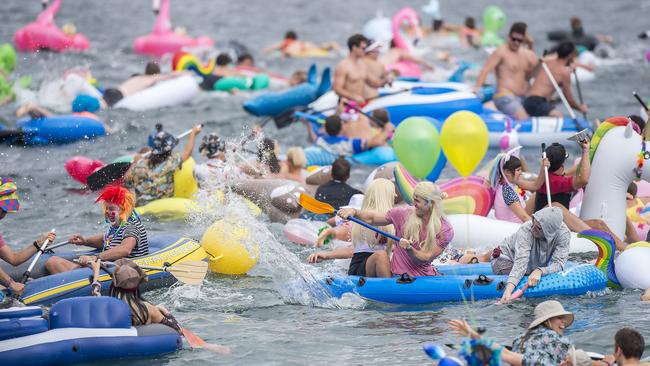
[391,7,423,50]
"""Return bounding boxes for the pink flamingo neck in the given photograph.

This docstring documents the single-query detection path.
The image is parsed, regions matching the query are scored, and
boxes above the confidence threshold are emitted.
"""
[152,0,172,34]
[36,0,61,26]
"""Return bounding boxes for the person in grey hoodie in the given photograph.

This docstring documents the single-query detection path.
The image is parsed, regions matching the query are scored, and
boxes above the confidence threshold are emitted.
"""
[491,206,571,303]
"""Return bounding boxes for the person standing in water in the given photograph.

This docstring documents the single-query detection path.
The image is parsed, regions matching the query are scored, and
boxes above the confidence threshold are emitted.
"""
[333,34,386,106]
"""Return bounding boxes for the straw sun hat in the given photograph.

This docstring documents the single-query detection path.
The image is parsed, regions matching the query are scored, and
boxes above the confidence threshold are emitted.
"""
[528,300,575,330]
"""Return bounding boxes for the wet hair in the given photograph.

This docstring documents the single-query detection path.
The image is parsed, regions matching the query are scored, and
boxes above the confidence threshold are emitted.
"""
[216,53,233,66]
[557,41,576,58]
[257,138,281,174]
[285,30,297,40]
[629,115,646,133]
[509,22,527,36]
[347,34,369,51]
[570,17,582,30]
[502,156,522,174]
[144,62,160,75]
[371,108,390,126]
[432,19,444,31]
[628,182,638,198]
[546,142,568,172]
[109,284,150,326]
[237,53,254,65]
[464,17,476,29]
[324,115,343,136]
[331,157,351,181]
[615,328,645,360]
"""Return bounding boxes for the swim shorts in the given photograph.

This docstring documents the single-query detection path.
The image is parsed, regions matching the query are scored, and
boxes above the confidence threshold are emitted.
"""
[348,252,374,276]
[494,95,524,118]
[490,254,513,275]
[523,96,556,117]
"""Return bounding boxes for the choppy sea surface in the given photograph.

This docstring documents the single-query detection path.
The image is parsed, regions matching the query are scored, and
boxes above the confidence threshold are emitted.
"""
[1,0,650,364]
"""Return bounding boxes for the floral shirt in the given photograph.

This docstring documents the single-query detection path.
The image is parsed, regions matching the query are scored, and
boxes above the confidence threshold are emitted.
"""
[511,326,572,366]
[125,153,182,206]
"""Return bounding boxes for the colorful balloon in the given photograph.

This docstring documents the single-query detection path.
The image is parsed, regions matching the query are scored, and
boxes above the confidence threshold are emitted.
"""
[441,111,488,177]
[481,5,506,47]
[424,117,447,182]
[393,117,441,179]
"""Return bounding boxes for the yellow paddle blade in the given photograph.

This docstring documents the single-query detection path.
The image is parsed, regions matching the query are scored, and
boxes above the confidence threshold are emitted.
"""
[142,261,208,286]
[298,193,336,215]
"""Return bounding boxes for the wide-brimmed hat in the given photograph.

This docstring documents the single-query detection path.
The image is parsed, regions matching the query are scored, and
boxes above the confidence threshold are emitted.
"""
[0,177,20,213]
[529,300,574,329]
[112,258,147,290]
[568,347,592,366]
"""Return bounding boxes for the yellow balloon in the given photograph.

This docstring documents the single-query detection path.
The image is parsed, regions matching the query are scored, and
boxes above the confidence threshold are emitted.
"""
[201,219,259,275]
[173,157,198,199]
[440,111,488,177]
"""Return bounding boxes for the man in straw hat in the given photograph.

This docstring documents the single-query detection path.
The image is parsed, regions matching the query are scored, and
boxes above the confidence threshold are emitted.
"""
[0,177,56,295]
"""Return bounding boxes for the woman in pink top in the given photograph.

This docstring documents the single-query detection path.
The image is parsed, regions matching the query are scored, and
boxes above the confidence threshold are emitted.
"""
[492,149,549,224]
[338,181,453,276]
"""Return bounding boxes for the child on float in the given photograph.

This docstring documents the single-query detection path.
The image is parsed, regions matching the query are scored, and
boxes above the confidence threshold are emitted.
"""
[492,146,550,223]
[308,179,397,278]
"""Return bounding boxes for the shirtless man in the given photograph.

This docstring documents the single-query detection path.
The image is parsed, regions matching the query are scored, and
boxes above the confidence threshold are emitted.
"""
[523,42,588,117]
[333,34,385,105]
[474,22,537,121]
[103,62,188,107]
[362,40,394,100]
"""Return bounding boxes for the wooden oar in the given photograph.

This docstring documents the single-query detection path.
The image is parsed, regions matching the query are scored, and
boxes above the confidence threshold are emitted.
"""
[298,193,400,242]
[139,261,208,286]
[87,125,201,191]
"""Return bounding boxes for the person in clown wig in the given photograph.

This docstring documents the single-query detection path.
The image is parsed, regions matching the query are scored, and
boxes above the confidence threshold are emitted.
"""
[45,185,149,274]
[0,177,57,295]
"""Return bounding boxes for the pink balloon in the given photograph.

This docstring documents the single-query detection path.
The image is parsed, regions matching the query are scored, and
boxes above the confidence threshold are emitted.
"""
[64,156,105,185]
[646,50,650,63]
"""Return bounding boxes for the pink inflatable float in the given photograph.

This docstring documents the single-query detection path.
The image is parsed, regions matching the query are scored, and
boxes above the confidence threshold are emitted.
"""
[387,7,423,78]
[133,0,214,57]
[64,156,105,185]
[14,0,90,52]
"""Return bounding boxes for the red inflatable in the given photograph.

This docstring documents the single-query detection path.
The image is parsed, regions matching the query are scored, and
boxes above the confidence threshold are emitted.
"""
[14,0,90,52]
[64,156,105,185]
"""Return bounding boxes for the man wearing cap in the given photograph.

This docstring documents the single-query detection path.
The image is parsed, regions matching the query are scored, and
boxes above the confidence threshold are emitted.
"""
[491,206,571,303]
[362,40,393,101]
[124,125,201,206]
[0,178,56,295]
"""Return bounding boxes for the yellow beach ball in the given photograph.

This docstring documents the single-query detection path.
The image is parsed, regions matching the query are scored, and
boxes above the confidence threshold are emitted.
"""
[201,219,259,275]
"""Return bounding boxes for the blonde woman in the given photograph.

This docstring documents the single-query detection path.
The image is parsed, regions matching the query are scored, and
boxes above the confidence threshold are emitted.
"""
[308,179,397,278]
[338,181,453,276]
[274,147,307,183]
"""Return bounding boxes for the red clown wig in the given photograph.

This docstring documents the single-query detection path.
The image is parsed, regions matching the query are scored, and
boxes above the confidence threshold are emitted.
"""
[95,184,135,222]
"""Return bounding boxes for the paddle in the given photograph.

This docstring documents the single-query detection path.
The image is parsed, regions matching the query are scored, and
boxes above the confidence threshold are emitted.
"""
[87,125,200,191]
[21,229,55,284]
[633,91,649,112]
[343,101,387,128]
[573,69,588,120]
[46,241,71,251]
[541,143,553,207]
[298,193,400,242]
[538,56,587,131]
[139,260,208,286]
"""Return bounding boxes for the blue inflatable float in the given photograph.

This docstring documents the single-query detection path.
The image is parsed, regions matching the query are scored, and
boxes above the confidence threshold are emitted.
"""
[243,64,331,117]
[0,235,204,306]
[323,263,606,304]
[304,145,396,167]
[0,297,181,365]
[0,114,106,145]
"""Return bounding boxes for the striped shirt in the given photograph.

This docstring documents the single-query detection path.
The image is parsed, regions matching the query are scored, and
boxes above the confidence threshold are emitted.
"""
[102,212,149,258]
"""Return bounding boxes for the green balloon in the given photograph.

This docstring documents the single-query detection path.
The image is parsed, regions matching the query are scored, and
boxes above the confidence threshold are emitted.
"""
[482,5,506,33]
[0,44,16,74]
[393,117,441,179]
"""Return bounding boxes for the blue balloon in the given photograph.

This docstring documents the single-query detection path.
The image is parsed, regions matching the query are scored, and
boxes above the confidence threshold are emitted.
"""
[438,356,464,366]
[423,343,446,360]
[422,117,447,182]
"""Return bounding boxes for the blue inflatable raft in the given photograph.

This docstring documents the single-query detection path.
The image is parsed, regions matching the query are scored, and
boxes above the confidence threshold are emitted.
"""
[323,263,606,304]
[304,145,396,167]
[0,115,106,145]
[0,235,205,305]
[0,297,180,365]
[243,64,331,117]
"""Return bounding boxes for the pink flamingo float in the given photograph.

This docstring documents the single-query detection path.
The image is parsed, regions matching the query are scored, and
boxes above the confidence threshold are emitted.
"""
[14,0,90,52]
[133,0,214,57]
[387,7,424,78]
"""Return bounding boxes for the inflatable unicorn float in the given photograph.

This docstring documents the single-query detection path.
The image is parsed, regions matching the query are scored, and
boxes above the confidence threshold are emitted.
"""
[133,0,214,57]
[14,0,90,52]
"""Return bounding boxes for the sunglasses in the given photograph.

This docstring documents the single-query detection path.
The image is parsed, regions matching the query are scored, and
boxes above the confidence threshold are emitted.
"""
[509,35,525,43]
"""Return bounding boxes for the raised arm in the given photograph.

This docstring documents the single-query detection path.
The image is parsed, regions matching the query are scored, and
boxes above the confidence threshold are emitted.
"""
[572,140,590,189]
[338,208,391,226]
[181,125,202,162]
